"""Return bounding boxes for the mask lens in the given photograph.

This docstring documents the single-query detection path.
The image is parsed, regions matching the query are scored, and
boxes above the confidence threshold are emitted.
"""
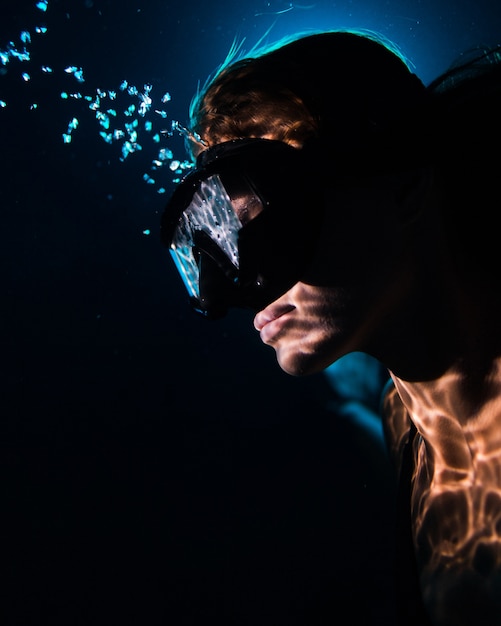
[169,174,243,302]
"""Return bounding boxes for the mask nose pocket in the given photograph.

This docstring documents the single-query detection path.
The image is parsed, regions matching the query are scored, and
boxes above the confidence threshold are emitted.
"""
[193,230,240,319]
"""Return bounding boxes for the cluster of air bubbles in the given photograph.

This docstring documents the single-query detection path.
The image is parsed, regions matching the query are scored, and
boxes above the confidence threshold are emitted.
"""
[0,0,194,199]
[58,79,193,195]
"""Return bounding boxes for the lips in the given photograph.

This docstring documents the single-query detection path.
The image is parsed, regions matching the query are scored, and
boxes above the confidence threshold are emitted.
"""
[254,304,295,334]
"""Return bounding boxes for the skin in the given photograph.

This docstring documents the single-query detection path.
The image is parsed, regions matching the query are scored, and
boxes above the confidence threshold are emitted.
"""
[249,159,501,625]
[253,172,456,379]
[198,131,501,624]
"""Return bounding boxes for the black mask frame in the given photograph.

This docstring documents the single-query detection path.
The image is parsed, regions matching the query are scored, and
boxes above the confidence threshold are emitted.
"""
[160,138,323,319]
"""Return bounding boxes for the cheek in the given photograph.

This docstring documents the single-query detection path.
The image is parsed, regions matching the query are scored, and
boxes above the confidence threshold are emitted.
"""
[270,284,354,374]
[302,188,401,287]
[290,283,351,324]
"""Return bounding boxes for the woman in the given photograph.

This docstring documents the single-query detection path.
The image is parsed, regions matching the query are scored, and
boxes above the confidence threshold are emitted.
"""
[161,30,501,625]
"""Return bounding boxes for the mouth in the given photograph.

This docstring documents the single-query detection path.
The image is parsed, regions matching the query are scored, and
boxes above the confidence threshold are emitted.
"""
[254,304,295,341]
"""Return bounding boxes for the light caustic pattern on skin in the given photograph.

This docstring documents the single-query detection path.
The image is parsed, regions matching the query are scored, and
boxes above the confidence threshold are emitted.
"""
[385,367,501,623]
[0,1,193,196]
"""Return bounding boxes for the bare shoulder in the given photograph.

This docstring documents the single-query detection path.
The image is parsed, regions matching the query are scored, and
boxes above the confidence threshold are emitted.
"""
[389,361,501,625]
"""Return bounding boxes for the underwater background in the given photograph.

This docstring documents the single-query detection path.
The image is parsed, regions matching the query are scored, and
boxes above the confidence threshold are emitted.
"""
[2,1,501,624]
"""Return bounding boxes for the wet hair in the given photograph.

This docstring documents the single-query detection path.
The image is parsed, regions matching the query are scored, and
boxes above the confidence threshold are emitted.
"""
[187,30,428,172]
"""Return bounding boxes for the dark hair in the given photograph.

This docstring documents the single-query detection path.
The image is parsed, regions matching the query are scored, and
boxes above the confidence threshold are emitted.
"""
[424,45,501,277]
[189,30,428,172]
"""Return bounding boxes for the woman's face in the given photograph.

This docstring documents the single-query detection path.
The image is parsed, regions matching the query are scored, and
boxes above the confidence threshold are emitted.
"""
[251,182,414,376]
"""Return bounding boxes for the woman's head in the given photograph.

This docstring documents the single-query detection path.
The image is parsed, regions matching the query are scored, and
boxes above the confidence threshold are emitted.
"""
[163,30,433,328]
[163,29,501,375]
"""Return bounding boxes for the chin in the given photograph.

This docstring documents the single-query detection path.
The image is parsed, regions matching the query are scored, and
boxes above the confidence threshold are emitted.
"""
[276,350,325,377]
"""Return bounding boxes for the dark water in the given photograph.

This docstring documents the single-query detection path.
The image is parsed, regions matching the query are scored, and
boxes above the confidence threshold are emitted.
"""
[1,1,500,624]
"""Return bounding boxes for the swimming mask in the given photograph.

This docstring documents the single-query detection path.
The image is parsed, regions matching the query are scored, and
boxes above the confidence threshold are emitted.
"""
[160,138,321,319]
